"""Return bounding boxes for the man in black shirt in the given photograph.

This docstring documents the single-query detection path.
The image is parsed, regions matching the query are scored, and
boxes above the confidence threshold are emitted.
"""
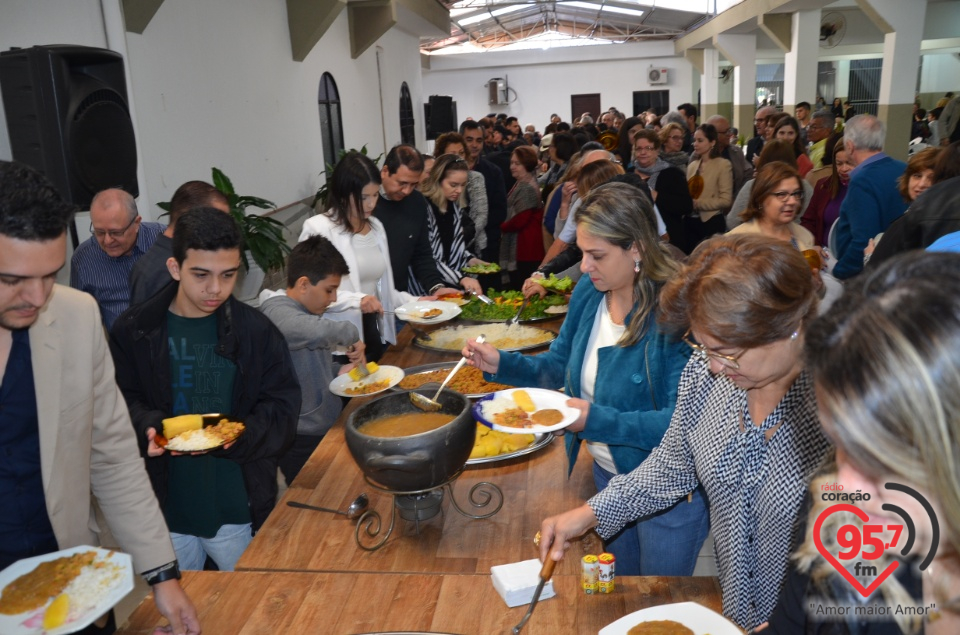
[460,120,509,269]
[372,144,459,297]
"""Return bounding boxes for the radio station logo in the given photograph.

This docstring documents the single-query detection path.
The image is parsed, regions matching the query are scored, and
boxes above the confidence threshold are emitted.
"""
[814,482,939,598]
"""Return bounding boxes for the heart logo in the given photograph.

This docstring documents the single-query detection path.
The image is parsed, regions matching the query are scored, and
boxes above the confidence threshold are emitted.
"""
[813,503,900,598]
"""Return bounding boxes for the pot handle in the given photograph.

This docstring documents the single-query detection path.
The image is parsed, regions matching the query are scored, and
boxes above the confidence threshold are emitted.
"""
[367,451,431,472]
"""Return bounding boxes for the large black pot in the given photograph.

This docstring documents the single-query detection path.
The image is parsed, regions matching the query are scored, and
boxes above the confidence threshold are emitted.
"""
[345,389,474,491]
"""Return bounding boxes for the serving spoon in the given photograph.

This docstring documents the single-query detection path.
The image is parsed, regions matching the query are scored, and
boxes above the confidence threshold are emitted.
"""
[287,493,369,520]
[410,335,485,412]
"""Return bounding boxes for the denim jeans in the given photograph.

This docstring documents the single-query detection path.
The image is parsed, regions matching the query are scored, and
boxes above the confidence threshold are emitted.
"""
[593,462,710,576]
[171,523,252,571]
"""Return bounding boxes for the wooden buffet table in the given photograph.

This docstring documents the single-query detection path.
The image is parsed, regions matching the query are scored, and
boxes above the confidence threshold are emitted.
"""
[116,320,724,634]
[116,572,722,634]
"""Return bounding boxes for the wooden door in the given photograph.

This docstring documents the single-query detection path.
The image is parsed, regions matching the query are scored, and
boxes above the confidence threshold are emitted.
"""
[571,93,601,124]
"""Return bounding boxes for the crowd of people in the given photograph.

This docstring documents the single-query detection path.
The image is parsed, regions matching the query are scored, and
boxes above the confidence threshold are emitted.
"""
[3,91,960,635]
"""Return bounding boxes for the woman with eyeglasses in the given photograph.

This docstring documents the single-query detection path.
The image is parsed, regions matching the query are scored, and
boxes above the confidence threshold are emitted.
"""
[416,153,491,297]
[728,162,816,251]
[535,234,831,632]
[658,122,690,169]
[465,183,709,577]
[727,140,815,231]
[633,129,694,254]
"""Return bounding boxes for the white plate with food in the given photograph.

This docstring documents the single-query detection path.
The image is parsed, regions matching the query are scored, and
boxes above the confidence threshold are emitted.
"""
[0,546,133,635]
[155,413,245,453]
[394,300,461,324]
[472,388,579,434]
[329,365,404,398]
[599,602,741,635]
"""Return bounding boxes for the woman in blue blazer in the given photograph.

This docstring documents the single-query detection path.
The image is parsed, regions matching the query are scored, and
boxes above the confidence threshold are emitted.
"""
[465,182,708,576]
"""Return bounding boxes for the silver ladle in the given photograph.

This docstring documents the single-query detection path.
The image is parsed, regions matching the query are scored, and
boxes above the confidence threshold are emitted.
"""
[287,493,369,519]
[409,335,485,412]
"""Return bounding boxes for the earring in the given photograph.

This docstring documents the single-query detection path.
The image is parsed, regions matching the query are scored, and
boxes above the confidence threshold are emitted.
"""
[790,331,799,341]
[634,259,641,273]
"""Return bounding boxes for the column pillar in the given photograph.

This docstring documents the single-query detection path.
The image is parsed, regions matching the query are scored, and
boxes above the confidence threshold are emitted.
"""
[714,34,756,139]
[699,48,721,121]
[783,10,821,113]
[858,0,927,160]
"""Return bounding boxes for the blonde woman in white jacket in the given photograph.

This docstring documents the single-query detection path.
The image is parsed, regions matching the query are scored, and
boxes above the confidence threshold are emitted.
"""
[299,152,422,358]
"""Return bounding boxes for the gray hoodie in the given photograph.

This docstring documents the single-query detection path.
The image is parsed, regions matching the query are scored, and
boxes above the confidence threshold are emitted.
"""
[259,289,359,437]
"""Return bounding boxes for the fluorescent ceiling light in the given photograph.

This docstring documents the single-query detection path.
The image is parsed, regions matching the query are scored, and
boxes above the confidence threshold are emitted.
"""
[457,12,493,25]
[563,2,645,18]
[634,0,711,12]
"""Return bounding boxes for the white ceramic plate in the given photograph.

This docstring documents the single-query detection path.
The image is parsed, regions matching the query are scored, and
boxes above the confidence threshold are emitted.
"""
[598,601,741,635]
[394,301,461,324]
[472,388,579,434]
[0,546,134,635]
[329,365,405,398]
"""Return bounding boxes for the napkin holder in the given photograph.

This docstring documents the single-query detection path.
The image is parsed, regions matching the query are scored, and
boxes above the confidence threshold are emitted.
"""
[490,558,556,608]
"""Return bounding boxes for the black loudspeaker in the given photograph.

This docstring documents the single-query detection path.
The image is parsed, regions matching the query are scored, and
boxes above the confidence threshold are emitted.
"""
[0,45,138,209]
[426,94,456,140]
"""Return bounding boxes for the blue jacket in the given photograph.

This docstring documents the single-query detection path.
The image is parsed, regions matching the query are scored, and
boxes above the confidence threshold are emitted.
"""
[487,278,690,475]
[832,154,907,279]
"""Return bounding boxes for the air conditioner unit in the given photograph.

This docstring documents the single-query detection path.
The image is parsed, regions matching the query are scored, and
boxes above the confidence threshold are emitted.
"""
[648,67,669,85]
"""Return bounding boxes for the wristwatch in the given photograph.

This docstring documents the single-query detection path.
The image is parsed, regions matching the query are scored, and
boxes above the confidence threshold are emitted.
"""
[429,283,444,295]
[142,561,181,586]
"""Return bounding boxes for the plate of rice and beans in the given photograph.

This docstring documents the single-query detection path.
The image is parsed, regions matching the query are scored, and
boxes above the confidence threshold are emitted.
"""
[0,546,133,635]
[473,388,580,434]
[155,414,246,453]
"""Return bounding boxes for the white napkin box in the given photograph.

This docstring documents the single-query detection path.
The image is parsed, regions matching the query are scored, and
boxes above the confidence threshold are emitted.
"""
[490,558,557,608]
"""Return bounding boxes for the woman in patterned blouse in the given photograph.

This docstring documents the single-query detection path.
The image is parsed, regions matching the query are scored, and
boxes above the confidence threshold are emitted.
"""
[415,154,493,297]
[537,234,832,631]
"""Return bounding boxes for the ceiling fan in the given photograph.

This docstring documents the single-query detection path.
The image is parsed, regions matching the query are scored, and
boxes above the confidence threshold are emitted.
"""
[820,12,847,49]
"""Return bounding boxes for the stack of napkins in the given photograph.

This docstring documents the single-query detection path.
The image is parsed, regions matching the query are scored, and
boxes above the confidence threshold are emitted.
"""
[490,559,556,608]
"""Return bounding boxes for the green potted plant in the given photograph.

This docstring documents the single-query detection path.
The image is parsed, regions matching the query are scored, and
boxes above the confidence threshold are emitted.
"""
[211,168,290,273]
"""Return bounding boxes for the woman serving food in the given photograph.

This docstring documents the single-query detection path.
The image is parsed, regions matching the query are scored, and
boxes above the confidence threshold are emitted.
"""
[464,182,708,576]
[535,234,832,631]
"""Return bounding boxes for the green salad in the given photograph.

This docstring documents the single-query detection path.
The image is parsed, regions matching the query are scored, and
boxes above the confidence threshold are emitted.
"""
[459,289,567,322]
[537,274,573,293]
[461,263,501,274]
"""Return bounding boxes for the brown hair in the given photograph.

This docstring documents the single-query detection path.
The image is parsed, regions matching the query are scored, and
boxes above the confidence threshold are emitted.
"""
[827,137,848,199]
[659,233,818,348]
[576,160,625,198]
[933,140,960,183]
[898,147,941,201]
[756,139,798,169]
[658,122,686,147]
[575,182,679,346]
[633,128,661,150]
[434,132,468,159]
[512,145,539,173]
[741,162,802,222]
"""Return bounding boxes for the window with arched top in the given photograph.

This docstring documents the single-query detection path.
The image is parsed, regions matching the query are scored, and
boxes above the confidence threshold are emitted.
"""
[399,82,416,146]
[318,72,345,164]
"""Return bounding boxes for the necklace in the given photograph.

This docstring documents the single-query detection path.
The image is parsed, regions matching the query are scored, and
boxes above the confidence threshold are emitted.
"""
[605,292,625,326]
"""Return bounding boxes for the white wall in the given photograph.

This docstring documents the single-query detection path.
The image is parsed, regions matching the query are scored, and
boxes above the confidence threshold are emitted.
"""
[0,0,426,220]
[921,53,960,96]
[422,41,697,129]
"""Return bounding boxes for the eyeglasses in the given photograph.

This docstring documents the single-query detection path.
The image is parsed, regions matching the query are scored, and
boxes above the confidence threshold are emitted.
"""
[771,190,804,202]
[90,216,138,239]
[634,145,657,153]
[683,329,744,369]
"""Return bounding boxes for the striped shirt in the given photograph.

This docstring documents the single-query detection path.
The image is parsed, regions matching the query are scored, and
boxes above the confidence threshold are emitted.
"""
[589,358,830,631]
[408,200,475,296]
[70,222,165,328]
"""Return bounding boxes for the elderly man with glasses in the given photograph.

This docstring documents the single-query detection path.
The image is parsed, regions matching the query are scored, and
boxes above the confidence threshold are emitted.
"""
[70,188,164,327]
[805,111,835,170]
